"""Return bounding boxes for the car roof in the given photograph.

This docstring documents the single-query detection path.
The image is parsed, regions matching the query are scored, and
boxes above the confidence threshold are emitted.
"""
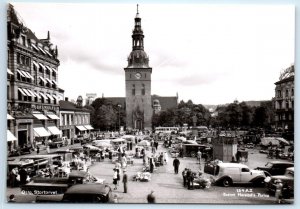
[218,163,248,168]
[268,161,294,165]
[65,184,110,194]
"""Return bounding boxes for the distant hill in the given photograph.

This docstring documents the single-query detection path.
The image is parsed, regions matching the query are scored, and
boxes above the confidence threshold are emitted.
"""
[204,100,270,112]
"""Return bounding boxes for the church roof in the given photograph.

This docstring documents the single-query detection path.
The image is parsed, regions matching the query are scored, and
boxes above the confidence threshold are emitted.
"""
[152,95,178,111]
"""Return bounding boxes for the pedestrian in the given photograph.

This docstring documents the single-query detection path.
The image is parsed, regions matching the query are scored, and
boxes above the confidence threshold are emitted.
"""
[18,166,28,186]
[36,146,40,154]
[149,157,154,173]
[275,179,283,203]
[173,157,180,174]
[112,169,118,190]
[108,150,113,161]
[116,169,120,186]
[197,148,202,165]
[121,153,127,168]
[163,151,168,164]
[182,168,188,187]
[122,169,128,193]
[147,190,156,203]
[9,167,18,187]
[186,169,192,189]
[154,141,158,150]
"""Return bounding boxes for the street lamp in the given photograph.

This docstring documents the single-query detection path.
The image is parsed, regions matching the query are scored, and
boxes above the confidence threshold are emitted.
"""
[118,104,121,132]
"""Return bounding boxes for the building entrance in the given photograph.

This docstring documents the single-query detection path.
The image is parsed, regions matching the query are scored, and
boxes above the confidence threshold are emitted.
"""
[18,130,27,147]
[135,119,143,130]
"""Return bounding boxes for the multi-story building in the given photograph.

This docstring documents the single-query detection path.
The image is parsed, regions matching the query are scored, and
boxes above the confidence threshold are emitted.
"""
[7,4,61,149]
[59,96,93,142]
[274,65,294,134]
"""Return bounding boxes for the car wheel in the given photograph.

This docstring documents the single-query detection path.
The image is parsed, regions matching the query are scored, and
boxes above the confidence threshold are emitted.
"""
[222,178,232,187]
[253,178,265,187]
[190,151,196,158]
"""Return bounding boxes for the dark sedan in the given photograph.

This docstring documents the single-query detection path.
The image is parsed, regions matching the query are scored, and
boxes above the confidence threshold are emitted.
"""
[36,184,112,203]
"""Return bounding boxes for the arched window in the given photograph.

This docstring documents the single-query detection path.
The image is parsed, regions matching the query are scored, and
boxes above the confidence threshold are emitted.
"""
[132,84,135,95]
[142,84,145,95]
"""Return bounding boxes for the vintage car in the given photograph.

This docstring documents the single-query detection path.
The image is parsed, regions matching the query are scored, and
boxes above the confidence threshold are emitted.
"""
[48,138,64,148]
[35,184,112,203]
[21,170,104,195]
[210,163,266,187]
[265,167,294,198]
[255,161,294,176]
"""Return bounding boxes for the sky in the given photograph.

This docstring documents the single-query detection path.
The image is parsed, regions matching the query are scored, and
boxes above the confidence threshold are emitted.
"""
[12,3,295,105]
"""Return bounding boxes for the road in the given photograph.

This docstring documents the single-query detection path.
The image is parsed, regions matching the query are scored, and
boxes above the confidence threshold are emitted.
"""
[6,142,291,204]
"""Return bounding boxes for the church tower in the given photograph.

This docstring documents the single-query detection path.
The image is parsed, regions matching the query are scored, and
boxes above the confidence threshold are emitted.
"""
[124,5,152,131]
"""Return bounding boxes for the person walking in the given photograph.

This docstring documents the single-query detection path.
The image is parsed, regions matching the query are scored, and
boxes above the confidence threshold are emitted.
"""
[36,146,40,154]
[147,190,156,203]
[149,157,154,173]
[173,157,180,174]
[275,179,283,203]
[197,148,202,165]
[186,169,192,189]
[112,169,118,190]
[182,168,188,187]
[122,170,128,193]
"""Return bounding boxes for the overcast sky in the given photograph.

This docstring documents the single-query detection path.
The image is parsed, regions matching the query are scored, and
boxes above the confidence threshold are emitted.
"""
[12,3,295,105]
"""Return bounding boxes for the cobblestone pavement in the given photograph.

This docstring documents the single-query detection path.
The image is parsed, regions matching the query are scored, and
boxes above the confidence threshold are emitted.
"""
[5,142,292,204]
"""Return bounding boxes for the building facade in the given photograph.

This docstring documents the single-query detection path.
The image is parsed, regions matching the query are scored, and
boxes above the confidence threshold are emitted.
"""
[7,4,61,149]
[124,7,153,130]
[59,97,93,142]
[274,65,294,132]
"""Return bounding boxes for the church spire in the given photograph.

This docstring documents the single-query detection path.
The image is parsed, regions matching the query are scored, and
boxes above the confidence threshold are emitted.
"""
[132,4,144,51]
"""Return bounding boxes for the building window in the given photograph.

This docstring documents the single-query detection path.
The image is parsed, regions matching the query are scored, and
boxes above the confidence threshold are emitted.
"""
[17,53,20,64]
[277,90,281,98]
[142,84,145,95]
[285,100,289,109]
[132,84,135,95]
[292,88,294,96]
[285,89,289,98]
[21,35,26,46]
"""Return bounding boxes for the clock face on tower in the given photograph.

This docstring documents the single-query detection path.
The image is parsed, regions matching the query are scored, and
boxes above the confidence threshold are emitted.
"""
[135,72,142,79]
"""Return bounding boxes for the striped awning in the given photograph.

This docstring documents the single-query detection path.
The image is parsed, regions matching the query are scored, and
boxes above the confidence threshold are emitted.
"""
[84,125,94,130]
[47,126,61,135]
[33,113,48,120]
[7,114,14,120]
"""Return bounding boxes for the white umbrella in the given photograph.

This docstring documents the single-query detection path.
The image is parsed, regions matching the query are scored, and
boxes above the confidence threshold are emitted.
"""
[138,140,150,147]
[275,137,290,145]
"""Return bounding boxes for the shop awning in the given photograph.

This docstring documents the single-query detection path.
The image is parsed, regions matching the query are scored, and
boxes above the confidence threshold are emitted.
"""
[39,76,47,84]
[47,113,60,120]
[39,63,46,70]
[48,126,61,135]
[27,89,36,97]
[7,130,17,142]
[32,113,48,120]
[32,60,39,68]
[18,88,27,96]
[17,70,26,77]
[46,78,53,85]
[22,88,33,97]
[46,93,54,101]
[7,68,13,75]
[7,114,14,120]
[34,127,51,137]
[21,70,32,79]
[76,126,87,131]
[39,92,48,100]
[46,66,53,73]
[84,125,94,130]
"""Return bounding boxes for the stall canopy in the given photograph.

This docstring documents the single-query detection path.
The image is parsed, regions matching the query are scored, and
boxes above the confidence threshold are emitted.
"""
[48,126,62,135]
[260,137,289,146]
[7,130,17,142]
[33,127,51,137]
[84,125,94,130]
[76,126,87,131]
[7,114,14,120]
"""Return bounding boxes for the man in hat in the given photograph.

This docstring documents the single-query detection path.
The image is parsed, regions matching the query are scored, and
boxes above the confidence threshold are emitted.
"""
[275,179,283,203]
[122,169,128,193]
[18,166,28,186]
[173,157,180,174]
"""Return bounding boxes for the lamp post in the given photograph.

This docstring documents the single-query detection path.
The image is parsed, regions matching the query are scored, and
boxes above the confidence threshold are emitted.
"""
[118,104,121,132]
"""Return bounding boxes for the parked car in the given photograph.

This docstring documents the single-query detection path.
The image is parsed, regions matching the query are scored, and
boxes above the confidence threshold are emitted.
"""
[265,167,294,198]
[48,138,64,148]
[35,184,112,203]
[255,161,294,176]
[210,163,266,187]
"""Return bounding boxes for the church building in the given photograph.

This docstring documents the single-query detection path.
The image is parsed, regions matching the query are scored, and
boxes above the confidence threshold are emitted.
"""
[105,5,178,131]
